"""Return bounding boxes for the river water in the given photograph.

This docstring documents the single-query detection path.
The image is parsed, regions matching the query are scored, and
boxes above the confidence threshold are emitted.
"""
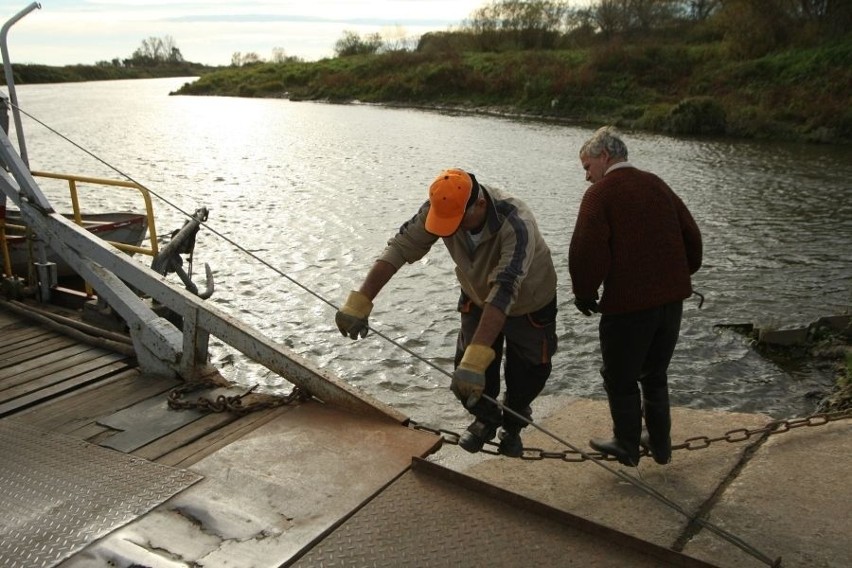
[7,77,851,428]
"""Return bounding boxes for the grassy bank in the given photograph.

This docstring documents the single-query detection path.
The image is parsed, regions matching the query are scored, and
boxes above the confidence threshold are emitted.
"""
[10,62,214,83]
[172,37,852,144]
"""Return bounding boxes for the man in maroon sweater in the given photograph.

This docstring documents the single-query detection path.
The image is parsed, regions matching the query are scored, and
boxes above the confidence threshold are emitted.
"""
[569,126,703,466]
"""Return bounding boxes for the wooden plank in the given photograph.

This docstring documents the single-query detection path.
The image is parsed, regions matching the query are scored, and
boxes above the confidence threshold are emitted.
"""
[0,359,133,417]
[0,347,121,389]
[11,372,179,433]
[97,396,208,453]
[0,311,20,328]
[0,343,95,376]
[132,410,241,462]
[0,325,54,348]
[157,405,292,468]
[0,336,76,367]
[67,421,115,443]
[0,332,69,357]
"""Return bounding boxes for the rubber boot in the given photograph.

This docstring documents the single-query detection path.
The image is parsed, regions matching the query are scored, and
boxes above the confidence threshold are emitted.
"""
[498,426,523,457]
[589,392,642,466]
[641,387,672,465]
[498,404,530,458]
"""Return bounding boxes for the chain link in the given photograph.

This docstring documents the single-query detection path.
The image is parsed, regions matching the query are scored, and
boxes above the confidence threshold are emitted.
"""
[409,409,852,462]
[168,378,312,414]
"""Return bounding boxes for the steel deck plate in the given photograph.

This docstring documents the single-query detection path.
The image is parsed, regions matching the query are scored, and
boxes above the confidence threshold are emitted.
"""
[290,458,716,567]
[0,420,202,568]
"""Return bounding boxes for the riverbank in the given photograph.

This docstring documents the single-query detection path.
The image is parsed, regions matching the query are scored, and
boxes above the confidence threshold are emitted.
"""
[171,37,852,145]
[719,315,852,413]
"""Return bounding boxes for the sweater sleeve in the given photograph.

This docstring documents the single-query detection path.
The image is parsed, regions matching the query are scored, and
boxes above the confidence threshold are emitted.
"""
[378,201,439,269]
[568,187,609,300]
[674,194,703,275]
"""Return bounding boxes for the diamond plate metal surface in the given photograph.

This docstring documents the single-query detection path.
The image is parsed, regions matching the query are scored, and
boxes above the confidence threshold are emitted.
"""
[0,420,202,568]
[291,465,673,567]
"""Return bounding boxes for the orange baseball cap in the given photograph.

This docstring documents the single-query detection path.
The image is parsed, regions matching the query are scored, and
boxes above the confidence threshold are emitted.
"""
[425,168,476,236]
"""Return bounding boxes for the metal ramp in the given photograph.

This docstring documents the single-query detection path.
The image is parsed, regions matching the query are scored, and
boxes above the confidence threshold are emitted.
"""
[290,458,719,567]
[0,420,202,568]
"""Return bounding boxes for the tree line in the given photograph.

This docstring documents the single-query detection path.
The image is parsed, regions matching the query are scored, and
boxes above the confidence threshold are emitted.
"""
[335,0,850,59]
[92,1,850,68]
[95,35,185,68]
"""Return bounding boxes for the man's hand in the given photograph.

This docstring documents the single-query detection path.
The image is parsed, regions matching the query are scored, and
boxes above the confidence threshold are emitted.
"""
[573,297,599,316]
[451,344,495,408]
[335,291,373,339]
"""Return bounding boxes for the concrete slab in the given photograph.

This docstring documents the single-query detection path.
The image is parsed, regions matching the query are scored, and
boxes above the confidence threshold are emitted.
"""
[464,398,774,559]
[684,418,851,568]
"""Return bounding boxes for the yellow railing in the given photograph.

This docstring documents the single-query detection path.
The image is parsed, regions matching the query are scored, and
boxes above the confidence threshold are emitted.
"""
[30,170,159,257]
[1,171,159,279]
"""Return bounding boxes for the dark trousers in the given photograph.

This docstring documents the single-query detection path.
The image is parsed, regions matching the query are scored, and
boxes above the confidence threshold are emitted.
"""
[455,296,558,432]
[598,301,683,398]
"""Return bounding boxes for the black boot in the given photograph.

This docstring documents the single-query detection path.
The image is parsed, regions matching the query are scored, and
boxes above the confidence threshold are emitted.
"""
[497,429,522,457]
[589,392,642,466]
[497,404,530,458]
[641,387,672,465]
[458,419,499,453]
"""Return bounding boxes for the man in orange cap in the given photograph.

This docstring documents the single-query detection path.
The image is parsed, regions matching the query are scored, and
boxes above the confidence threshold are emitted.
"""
[335,169,558,457]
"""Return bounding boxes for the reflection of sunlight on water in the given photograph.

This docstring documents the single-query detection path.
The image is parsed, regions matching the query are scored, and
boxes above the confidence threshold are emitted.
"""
[12,78,851,425]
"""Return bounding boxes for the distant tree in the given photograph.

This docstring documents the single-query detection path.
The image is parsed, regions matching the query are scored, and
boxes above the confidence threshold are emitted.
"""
[334,30,383,57]
[465,0,570,50]
[379,25,417,52]
[680,0,721,21]
[271,47,288,63]
[242,52,264,65]
[129,35,184,66]
[230,51,264,66]
[416,30,478,54]
[714,0,794,57]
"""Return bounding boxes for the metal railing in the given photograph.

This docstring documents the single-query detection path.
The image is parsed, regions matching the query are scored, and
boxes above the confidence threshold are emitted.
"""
[1,171,159,279]
[30,170,159,257]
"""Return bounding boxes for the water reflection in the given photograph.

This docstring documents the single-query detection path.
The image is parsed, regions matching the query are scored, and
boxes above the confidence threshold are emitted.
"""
[9,78,851,427]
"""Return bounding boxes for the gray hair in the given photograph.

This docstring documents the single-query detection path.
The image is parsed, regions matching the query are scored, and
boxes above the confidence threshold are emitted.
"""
[579,126,628,160]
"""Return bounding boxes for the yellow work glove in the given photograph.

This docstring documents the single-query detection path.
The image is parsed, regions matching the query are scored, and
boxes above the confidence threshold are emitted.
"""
[451,344,495,409]
[335,290,373,339]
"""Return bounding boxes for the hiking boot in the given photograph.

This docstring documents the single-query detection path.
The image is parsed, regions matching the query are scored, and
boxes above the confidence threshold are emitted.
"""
[458,420,498,453]
[497,429,523,458]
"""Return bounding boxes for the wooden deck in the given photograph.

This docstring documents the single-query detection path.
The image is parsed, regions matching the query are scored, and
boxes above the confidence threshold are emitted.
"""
[0,302,296,468]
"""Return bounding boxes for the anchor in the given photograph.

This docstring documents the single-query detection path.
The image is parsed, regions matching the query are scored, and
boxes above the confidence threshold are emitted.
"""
[151,207,214,299]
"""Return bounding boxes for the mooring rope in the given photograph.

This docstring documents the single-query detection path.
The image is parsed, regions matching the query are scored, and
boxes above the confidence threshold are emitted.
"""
[10,102,781,566]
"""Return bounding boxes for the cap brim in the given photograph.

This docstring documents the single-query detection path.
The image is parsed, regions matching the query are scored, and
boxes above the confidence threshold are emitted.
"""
[425,211,463,237]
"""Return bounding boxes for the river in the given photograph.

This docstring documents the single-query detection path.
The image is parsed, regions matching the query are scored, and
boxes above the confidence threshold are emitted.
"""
[6,77,851,430]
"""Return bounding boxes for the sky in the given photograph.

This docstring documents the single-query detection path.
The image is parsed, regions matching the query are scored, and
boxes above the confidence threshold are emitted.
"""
[0,0,488,66]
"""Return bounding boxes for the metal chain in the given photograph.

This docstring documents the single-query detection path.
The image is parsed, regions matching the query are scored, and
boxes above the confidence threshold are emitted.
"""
[167,378,312,414]
[409,409,852,462]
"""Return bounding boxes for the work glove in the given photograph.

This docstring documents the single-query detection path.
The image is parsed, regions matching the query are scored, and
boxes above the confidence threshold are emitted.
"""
[335,290,373,339]
[573,297,599,316]
[451,344,495,409]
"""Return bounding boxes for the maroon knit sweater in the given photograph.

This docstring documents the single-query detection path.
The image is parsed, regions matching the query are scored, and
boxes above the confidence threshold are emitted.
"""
[569,166,703,315]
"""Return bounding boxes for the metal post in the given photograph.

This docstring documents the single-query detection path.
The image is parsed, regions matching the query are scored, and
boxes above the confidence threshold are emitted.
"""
[0,2,41,167]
